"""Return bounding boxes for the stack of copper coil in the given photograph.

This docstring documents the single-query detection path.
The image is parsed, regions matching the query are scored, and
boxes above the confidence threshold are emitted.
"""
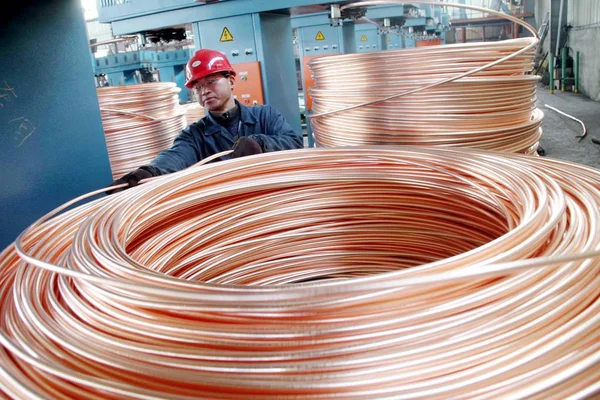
[308,36,543,154]
[97,82,187,180]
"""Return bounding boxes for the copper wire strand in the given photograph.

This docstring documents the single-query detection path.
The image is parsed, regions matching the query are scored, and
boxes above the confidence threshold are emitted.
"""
[181,103,206,126]
[307,1,543,153]
[0,146,599,399]
[544,103,587,141]
[97,82,188,180]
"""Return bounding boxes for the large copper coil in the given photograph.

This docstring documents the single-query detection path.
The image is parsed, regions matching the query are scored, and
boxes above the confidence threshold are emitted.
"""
[97,82,187,180]
[1,146,599,399]
[309,1,543,154]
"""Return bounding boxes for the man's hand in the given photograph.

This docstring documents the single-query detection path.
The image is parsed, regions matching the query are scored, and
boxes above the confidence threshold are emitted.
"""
[231,137,263,158]
[106,168,154,195]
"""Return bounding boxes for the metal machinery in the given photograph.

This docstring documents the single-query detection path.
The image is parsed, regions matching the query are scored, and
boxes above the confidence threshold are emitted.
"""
[356,24,382,52]
[91,31,194,103]
[447,0,534,44]
[353,4,450,49]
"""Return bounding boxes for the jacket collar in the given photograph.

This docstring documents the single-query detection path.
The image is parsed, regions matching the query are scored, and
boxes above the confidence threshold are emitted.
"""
[203,100,258,136]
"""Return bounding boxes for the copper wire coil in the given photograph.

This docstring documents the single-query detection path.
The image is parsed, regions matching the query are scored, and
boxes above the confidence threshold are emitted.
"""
[1,146,599,399]
[181,102,206,125]
[97,82,187,180]
[313,99,544,154]
[308,1,542,153]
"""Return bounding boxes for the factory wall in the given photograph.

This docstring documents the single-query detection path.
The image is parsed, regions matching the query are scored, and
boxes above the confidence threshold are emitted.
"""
[567,0,600,101]
[567,26,600,101]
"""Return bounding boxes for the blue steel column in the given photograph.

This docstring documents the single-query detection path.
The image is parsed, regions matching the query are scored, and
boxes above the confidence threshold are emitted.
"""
[173,65,189,103]
[252,12,302,136]
[0,1,113,250]
[341,22,357,54]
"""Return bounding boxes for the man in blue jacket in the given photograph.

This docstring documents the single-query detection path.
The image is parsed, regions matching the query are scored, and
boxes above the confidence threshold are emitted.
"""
[108,48,303,193]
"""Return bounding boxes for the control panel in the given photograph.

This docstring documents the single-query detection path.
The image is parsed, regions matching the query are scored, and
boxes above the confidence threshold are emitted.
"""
[232,61,264,106]
[298,25,341,57]
[355,26,381,53]
[197,15,258,64]
[384,34,402,50]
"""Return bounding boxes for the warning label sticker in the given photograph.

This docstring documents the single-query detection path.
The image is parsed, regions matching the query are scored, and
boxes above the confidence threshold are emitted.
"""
[360,35,368,42]
[220,27,234,42]
[315,31,325,41]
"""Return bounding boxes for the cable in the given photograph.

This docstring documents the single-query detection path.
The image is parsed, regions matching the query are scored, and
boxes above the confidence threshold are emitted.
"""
[308,1,543,154]
[544,104,587,142]
[1,146,599,399]
[97,82,187,180]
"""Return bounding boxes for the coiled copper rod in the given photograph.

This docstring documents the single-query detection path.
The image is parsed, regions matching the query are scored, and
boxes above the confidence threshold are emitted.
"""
[1,146,599,399]
[97,82,187,180]
[544,104,587,142]
[309,1,543,154]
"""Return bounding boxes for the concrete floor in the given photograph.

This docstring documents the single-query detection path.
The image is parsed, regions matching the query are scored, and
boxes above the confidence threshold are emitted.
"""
[536,84,600,169]
[303,85,600,170]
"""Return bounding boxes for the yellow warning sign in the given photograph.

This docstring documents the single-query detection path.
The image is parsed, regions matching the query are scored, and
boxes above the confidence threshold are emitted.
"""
[220,27,234,42]
[315,31,325,41]
[360,35,368,41]
[386,36,392,42]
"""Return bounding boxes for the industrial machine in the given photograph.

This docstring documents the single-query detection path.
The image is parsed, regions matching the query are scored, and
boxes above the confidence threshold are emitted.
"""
[91,30,193,103]
[350,4,450,49]
[356,24,382,52]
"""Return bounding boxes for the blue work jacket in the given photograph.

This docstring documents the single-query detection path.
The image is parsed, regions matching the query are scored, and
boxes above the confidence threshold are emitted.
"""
[147,101,302,175]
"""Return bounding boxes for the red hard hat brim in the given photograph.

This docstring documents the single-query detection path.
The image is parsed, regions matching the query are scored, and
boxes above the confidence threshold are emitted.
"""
[184,68,236,88]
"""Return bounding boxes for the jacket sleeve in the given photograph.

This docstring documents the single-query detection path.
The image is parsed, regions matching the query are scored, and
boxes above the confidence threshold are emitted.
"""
[146,125,201,175]
[249,105,303,152]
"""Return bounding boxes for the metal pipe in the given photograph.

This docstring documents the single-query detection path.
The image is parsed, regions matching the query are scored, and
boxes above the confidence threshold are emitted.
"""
[549,52,554,94]
[561,46,566,92]
[545,104,587,141]
[575,51,580,93]
[555,0,564,56]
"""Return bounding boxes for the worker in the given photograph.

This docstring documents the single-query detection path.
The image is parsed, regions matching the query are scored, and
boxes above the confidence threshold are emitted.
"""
[107,48,303,194]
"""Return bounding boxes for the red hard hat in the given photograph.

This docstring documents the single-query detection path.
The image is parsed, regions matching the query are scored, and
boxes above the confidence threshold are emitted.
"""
[185,49,236,88]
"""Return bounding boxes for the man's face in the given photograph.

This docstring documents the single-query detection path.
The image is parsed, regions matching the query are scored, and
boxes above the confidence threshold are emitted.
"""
[192,73,235,111]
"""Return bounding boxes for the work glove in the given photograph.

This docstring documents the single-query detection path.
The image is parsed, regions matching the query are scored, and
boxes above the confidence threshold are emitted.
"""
[105,167,154,195]
[231,137,263,158]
